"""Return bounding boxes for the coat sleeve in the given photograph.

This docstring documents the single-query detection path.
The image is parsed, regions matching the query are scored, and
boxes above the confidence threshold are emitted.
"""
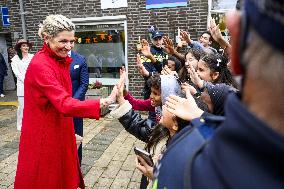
[124,92,155,112]
[11,57,25,82]
[73,57,89,100]
[110,100,155,142]
[30,61,100,119]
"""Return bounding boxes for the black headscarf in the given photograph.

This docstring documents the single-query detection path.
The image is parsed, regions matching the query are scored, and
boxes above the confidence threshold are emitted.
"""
[205,83,236,116]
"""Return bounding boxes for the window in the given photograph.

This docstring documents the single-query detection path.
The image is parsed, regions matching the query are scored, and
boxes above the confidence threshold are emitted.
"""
[209,0,238,41]
[72,16,127,86]
[211,0,238,10]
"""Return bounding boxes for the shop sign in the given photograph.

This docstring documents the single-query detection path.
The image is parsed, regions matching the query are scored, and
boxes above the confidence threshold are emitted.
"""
[146,0,187,9]
[101,0,128,9]
[75,34,113,44]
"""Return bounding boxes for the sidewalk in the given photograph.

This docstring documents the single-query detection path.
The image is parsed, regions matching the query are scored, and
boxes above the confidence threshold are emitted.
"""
[0,106,145,189]
[0,90,18,107]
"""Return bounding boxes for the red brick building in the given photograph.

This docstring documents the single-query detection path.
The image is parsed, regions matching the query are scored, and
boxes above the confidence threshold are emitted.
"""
[0,0,237,97]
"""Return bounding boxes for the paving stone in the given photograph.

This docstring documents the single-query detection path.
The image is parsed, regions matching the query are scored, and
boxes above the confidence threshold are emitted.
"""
[100,160,122,179]
[81,164,92,176]
[93,177,113,188]
[2,140,19,149]
[127,181,141,189]
[0,110,146,188]
[121,154,137,171]
[112,146,133,162]
[0,148,18,161]
[130,169,143,183]
[84,166,105,188]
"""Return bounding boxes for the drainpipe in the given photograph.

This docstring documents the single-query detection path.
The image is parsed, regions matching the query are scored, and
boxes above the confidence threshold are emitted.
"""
[19,0,27,39]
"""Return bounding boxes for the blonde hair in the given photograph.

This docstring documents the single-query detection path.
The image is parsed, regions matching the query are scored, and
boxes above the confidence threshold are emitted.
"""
[38,15,75,39]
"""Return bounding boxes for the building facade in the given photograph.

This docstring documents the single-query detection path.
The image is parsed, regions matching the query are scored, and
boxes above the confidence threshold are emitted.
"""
[1,0,211,97]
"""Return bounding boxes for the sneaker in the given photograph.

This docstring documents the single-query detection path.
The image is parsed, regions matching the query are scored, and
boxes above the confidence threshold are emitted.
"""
[0,94,5,98]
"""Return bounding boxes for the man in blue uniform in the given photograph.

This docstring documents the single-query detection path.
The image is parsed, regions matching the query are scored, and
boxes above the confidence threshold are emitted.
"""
[0,52,7,97]
[152,0,284,188]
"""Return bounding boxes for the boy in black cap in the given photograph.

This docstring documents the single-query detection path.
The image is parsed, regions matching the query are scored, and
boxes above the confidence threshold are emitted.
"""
[139,29,168,100]
[152,0,284,188]
[138,29,168,122]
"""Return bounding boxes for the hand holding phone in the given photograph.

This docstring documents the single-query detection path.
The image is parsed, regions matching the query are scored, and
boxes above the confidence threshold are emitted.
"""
[134,147,154,167]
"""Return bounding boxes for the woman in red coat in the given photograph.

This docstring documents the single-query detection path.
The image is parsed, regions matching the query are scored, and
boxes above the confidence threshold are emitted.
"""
[14,15,116,189]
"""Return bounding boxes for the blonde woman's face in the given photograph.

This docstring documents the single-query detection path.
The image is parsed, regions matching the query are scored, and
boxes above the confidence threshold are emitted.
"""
[47,30,75,58]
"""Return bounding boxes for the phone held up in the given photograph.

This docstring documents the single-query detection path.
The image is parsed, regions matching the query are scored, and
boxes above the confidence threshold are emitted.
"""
[134,147,154,167]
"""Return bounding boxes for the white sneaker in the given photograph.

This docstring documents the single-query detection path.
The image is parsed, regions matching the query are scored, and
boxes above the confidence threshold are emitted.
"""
[0,94,5,98]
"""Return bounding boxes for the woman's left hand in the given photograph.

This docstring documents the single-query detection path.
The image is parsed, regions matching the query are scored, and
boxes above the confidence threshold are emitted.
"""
[135,155,154,180]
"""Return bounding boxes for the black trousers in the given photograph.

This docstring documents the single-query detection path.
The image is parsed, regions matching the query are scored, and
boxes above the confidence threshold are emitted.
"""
[74,117,83,166]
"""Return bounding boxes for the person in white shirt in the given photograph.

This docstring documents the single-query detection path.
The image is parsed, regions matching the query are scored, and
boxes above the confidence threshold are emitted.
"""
[11,39,34,131]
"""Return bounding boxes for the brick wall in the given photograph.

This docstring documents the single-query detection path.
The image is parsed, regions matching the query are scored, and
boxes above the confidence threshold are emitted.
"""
[6,0,208,98]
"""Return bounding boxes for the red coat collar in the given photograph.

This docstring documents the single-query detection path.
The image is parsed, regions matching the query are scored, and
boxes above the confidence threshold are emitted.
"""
[42,43,73,65]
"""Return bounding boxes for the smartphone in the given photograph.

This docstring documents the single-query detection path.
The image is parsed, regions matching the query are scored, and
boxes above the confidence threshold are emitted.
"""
[134,147,154,167]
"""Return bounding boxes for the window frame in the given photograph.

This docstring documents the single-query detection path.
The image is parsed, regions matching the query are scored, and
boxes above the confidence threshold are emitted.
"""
[71,15,128,88]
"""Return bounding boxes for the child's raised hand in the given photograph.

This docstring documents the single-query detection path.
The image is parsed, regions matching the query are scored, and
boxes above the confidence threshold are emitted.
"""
[187,64,203,88]
[181,83,197,98]
[165,95,203,121]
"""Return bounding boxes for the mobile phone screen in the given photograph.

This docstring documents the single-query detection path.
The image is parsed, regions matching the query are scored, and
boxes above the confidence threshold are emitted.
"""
[134,147,154,167]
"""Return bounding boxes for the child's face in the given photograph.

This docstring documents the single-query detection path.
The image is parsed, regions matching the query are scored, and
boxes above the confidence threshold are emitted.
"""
[197,60,215,82]
[197,60,212,82]
[185,53,198,70]
[167,60,176,71]
[159,105,177,134]
[150,87,162,107]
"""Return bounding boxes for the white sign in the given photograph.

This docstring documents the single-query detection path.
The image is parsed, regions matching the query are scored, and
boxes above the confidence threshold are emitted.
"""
[101,0,128,9]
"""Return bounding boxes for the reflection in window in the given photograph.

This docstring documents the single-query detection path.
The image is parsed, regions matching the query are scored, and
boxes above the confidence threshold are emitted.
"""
[74,28,125,79]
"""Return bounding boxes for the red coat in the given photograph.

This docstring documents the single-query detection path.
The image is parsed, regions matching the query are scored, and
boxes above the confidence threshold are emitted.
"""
[14,44,100,189]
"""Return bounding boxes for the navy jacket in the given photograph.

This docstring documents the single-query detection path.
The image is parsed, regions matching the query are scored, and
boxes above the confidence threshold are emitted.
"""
[153,93,284,189]
[0,52,7,76]
[70,51,89,101]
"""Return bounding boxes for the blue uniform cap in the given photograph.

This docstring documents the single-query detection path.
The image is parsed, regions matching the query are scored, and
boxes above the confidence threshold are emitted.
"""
[245,0,284,51]
[151,31,164,39]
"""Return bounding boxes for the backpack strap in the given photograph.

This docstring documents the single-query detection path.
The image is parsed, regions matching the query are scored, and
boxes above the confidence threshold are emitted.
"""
[183,138,207,189]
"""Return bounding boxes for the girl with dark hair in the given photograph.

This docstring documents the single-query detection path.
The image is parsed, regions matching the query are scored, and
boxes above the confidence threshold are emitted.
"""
[165,55,182,72]
[189,53,239,89]
[178,48,205,83]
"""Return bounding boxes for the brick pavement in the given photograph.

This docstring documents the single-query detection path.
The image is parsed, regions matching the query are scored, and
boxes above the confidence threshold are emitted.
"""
[0,107,145,189]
